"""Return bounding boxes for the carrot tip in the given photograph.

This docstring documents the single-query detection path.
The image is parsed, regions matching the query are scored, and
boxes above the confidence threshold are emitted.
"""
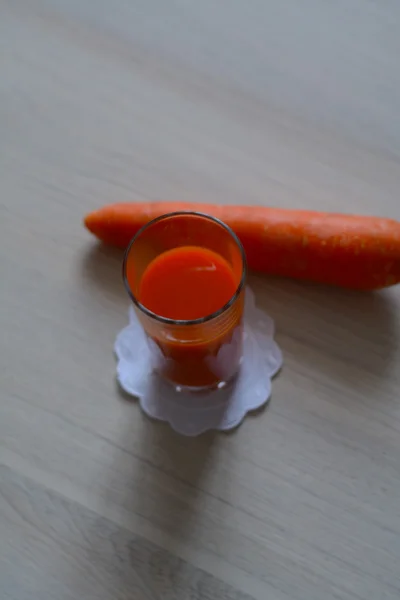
[83,212,96,234]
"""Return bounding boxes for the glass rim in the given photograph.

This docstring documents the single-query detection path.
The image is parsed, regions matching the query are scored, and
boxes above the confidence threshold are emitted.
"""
[122,211,247,326]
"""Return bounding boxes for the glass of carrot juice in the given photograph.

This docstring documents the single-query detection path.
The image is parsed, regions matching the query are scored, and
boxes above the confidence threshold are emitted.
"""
[123,212,247,391]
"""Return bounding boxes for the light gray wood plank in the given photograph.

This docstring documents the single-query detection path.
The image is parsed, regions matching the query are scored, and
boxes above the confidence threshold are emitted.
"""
[0,466,255,600]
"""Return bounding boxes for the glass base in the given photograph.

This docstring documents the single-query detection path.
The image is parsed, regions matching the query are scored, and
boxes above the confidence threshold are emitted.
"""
[159,366,240,394]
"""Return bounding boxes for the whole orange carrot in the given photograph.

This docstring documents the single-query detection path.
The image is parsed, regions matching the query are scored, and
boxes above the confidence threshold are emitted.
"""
[84,202,400,289]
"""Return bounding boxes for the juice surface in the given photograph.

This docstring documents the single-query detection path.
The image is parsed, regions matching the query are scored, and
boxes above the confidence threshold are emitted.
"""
[138,246,237,320]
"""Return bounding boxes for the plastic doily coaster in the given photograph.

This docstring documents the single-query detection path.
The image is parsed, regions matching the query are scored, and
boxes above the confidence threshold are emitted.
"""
[115,288,283,436]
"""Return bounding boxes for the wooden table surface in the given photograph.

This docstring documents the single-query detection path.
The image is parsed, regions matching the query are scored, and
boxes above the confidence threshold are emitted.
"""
[1,1,400,599]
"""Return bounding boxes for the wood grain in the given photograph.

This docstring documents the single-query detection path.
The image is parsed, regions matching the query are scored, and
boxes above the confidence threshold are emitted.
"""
[0,466,256,600]
[1,1,400,599]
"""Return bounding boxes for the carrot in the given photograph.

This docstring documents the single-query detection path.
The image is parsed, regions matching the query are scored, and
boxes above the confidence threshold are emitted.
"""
[84,202,400,289]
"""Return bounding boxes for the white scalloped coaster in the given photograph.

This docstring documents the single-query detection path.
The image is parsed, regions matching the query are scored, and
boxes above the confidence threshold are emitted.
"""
[115,288,282,436]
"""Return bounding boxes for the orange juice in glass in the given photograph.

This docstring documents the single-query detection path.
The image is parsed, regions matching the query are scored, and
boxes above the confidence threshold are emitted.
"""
[123,212,246,390]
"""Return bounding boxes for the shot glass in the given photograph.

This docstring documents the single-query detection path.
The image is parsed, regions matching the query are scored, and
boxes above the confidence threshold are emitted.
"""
[123,212,247,390]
